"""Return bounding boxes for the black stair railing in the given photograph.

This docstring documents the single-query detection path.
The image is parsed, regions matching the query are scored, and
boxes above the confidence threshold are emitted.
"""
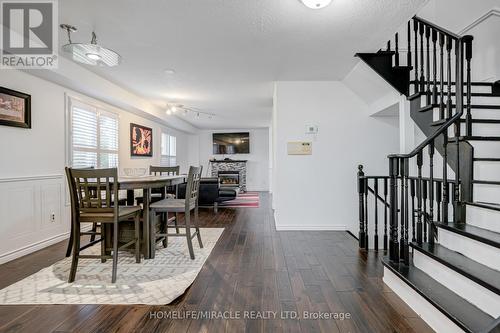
[357,16,474,265]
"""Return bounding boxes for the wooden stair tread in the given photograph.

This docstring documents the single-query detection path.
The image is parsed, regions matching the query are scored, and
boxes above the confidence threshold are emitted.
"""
[466,201,500,212]
[436,222,500,249]
[382,258,494,333]
[419,104,500,112]
[474,158,500,162]
[449,136,500,142]
[411,242,500,295]
[431,118,500,126]
[473,179,500,185]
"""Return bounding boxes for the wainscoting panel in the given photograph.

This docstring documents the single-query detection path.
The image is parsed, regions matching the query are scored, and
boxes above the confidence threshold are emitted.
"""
[0,175,70,264]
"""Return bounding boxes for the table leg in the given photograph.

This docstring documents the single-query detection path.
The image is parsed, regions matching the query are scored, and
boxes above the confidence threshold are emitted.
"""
[143,188,152,259]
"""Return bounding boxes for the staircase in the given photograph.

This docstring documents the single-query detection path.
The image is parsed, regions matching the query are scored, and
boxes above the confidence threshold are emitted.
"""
[356,16,500,333]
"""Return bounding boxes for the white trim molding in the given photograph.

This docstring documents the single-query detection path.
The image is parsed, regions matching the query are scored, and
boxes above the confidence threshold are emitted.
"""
[0,174,63,183]
[0,232,69,265]
[459,8,500,35]
[274,225,347,231]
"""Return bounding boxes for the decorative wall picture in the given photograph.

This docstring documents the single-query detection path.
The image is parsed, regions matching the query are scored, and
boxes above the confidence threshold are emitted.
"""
[130,123,153,157]
[0,87,31,129]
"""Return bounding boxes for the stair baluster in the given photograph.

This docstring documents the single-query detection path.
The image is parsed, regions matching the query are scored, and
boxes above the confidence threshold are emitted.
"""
[443,133,449,224]
[364,176,369,249]
[374,178,379,251]
[432,29,438,105]
[410,178,416,243]
[454,37,464,221]
[464,35,473,136]
[416,151,423,245]
[446,36,453,119]
[395,33,399,67]
[419,22,425,92]
[436,180,442,222]
[407,21,412,69]
[423,179,428,242]
[384,178,388,252]
[426,26,432,104]
[358,165,366,248]
[429,141,435,232]
[439,32,445,119]
[414,19,419,93]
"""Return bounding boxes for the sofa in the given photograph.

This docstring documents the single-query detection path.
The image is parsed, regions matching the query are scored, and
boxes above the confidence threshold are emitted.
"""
[177,177,237,213]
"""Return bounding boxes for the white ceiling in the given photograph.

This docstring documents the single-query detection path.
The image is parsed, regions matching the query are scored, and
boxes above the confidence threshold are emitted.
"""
[58,0,425,129]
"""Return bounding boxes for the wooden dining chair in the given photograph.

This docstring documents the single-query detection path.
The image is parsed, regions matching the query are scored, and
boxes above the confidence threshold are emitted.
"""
[135,166,180,205]
[150,166,203,259]
[66,167,142,283]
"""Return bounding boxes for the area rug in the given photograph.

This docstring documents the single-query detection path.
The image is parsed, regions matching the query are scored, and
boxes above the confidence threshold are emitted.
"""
[0,228,223,305]
[219,191,260,208]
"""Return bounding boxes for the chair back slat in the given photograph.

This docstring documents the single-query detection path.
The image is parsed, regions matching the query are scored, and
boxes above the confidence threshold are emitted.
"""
[185,166,203,210]
[150,165,180,176]
[66,167,119,218]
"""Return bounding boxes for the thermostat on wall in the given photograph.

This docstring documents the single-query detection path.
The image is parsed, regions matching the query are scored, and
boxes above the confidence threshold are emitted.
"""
[287,142,312,155]
[306,125,318,134]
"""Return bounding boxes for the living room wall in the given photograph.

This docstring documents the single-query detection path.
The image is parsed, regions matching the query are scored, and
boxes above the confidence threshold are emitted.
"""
[272,81,399,232]
[197,128,270,192]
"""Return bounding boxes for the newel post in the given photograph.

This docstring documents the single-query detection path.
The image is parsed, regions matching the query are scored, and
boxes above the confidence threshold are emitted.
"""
[358,165,366,249]
[389,157,399,262]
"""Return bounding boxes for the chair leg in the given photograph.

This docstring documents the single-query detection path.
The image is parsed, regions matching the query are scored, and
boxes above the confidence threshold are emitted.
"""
[214,202,218,214]
[111,222,118,283]
[90,222,97,242]
[68,224,80,283]
[65,221,74,257]
[175,213,180,234]
[135,214,141,263]
[195,206,203,248]
[185,210,195,260]
[101,225,106,263]
[162,212,168,248]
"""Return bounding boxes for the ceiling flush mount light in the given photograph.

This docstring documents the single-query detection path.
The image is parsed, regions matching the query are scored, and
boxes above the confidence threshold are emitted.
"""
[299,0,332,9]
[60,24,121,67]
[164,69,176,75]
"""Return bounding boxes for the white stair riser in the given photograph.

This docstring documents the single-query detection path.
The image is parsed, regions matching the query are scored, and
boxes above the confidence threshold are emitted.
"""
[460,123,500,137]
[413,251,500,318]
[474,161,500,183]
[469,141,500,158]
[450,96,500,105]
[466,205,500,233]
[473,183,500,205]
[438,228,500,271]
[431,108,500,121]
[383,268,465,333]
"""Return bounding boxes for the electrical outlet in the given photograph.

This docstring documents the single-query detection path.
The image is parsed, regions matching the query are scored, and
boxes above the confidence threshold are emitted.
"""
[50,212,56,223]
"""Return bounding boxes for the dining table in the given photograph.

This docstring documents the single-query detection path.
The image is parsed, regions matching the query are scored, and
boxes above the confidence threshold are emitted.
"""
[117,174,186,259]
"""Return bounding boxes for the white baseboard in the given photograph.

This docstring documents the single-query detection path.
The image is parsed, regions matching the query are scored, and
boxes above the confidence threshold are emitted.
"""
[383,267,464,333]
[274,225,347,231]
[0,231,70,265]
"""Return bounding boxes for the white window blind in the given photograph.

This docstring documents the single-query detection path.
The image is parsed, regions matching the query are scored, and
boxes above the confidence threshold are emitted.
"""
[70,99,119,169]
[161,133,177,166]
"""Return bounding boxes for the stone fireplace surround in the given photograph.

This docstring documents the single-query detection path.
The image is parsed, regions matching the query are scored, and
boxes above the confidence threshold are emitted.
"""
[210,160,247,192]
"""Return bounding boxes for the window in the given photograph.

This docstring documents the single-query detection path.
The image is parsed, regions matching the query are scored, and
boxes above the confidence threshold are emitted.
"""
[69,98,119,169]
[161,133,177,166]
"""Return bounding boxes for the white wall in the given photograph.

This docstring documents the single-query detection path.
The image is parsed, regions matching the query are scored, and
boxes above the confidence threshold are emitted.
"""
[0,70,197,263]
[197,128,270,192]
[272,81,399,232]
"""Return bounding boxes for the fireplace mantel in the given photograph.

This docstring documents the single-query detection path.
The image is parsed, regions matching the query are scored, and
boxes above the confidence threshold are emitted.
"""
[210,159,248,163]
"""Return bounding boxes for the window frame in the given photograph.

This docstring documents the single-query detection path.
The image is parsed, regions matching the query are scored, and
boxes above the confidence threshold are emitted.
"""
[161,132,177,167]
[66,94,120,169]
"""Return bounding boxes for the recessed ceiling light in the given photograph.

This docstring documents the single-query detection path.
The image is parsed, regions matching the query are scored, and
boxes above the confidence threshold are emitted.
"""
[164,69,175,75]
[299,0,332,9]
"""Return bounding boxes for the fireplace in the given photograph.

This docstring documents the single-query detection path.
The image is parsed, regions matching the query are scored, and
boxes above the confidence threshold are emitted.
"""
[218,171,240,187]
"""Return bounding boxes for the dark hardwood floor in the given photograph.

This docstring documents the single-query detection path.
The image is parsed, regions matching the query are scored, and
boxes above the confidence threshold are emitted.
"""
[0,193,433,333]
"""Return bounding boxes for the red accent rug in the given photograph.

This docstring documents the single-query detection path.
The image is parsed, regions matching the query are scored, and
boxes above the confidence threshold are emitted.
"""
[219,191,260,208]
